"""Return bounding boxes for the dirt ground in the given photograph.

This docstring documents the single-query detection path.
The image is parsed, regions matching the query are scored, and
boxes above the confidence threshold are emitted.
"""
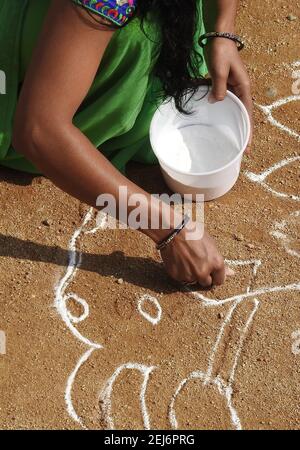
[0,0,299,430]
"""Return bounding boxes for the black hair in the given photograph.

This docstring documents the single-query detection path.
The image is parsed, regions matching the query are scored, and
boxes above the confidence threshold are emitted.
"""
[138,0,207,113]
[75,0,208,113]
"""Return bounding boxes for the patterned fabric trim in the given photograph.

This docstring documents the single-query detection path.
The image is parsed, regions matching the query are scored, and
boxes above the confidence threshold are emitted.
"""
[72,0,137,27]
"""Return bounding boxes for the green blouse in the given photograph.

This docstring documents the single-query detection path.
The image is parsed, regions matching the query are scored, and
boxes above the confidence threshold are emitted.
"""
[0,0,208,174]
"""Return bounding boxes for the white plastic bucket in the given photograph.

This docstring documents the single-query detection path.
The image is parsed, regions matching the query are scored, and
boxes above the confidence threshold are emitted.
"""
[150,86,251,201]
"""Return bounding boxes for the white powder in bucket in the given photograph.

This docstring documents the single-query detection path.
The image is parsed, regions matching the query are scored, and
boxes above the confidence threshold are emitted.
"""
[157,124,240,174]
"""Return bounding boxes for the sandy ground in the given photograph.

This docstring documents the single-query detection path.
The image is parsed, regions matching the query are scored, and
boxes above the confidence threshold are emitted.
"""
[0,0,299,430]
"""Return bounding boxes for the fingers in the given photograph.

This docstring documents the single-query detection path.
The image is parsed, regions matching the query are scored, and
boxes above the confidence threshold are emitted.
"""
[194,264,214,288]
[175,268,213,289]
[209,70,229,103]
[162,227,233,290]
[238,88,253,154]
[230,78,253,154]
[211,257,226,286]
[196,273,213,288]
[210,63,253,153]
[180,263,235,289]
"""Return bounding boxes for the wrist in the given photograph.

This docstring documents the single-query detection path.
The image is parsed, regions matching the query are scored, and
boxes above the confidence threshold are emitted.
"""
[202,32,244,54]
[202,0,238,37]
[214,19,236,34]
[156,214,190,252]
[141,202,183,245]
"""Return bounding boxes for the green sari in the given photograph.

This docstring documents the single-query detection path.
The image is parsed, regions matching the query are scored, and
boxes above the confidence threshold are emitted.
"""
[0,0,208,174]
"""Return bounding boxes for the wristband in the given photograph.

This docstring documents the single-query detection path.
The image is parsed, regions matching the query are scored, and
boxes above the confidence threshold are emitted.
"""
[156,215,190,252]
[199,32,245,51]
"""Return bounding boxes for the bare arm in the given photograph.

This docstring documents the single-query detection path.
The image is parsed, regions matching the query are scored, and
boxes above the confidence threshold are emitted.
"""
[202,0,253,153]
[13,0,167,242]
[13,0,227,287]
[203,0,238,33]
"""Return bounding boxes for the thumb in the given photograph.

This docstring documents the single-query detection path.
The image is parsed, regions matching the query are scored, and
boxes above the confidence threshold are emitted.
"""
[209,73,228,103]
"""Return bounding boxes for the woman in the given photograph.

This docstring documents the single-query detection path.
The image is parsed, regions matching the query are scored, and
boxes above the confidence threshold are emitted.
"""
[0,0,253,287]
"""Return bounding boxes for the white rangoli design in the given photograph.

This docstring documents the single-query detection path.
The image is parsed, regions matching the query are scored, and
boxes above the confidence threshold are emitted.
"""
[54,209,299,430]
[245,60,300,202]
[54,60,300,430]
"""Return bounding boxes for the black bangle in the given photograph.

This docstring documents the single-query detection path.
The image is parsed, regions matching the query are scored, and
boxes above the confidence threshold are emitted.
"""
[156,215,190,252]
[199,32,245,51]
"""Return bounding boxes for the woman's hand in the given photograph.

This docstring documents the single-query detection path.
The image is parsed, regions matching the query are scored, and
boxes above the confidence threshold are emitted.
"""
[204,38,253,153]
[159,221,233,288]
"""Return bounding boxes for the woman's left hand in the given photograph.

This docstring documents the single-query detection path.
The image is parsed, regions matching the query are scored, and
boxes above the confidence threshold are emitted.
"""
[204,38,253,153]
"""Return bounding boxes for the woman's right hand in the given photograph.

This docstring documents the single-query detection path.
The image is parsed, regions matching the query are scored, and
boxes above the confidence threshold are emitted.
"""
[159,221,230,288]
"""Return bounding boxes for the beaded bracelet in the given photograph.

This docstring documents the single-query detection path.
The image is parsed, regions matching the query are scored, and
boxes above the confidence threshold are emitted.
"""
[156,215,190,252]
[199,32,245,51]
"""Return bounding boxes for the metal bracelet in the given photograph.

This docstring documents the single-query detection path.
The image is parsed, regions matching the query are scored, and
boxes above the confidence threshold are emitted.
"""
[156,215,190,252]
[199,32,245,51]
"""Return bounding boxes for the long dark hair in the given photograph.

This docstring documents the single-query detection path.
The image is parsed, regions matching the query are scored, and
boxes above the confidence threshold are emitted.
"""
[137,0,207,113]
[79,0,207,113]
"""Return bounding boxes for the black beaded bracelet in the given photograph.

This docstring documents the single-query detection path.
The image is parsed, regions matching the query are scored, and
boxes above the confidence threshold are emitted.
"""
[156,215,190,252]
[199,32,245,51]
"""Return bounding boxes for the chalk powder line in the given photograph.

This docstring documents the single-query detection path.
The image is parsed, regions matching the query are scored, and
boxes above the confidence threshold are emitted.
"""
[169,260,261,430]
[270,211,300,259]
[54,209,299,430]
[245,60,300,201]
[54,209,158,429]
[53,60,300,430]
[169,299,260,430]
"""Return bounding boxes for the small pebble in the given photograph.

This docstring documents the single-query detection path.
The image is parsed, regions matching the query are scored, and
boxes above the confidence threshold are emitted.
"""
[246,243,255,250]
[42,219,51,227]
[266,87,278,98]
[117,278,124,284]
[234,233,245,242]
[287,14,297,21]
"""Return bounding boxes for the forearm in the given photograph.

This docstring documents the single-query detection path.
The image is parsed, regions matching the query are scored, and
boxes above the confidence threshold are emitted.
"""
[203,0,239,33]
[13,122,179,244]
[11,2,180,246]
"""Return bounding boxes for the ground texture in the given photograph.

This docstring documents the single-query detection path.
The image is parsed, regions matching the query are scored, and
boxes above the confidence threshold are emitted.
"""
[0,0,299,430]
